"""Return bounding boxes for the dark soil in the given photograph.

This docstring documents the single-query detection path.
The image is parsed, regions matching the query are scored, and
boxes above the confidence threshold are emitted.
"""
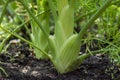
[0,40,120,80]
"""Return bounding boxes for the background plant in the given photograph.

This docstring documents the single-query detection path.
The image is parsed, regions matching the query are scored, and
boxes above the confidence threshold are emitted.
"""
[94,4,120,65]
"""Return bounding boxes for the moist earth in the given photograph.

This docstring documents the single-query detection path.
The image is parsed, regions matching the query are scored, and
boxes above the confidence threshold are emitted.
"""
[0,41,120,80]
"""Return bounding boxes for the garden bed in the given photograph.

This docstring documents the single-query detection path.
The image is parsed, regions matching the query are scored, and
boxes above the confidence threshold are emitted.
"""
[0,41,120,80]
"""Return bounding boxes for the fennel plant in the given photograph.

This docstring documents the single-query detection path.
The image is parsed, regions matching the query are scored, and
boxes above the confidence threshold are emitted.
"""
[19,0,113,73]
[0,0,113,74]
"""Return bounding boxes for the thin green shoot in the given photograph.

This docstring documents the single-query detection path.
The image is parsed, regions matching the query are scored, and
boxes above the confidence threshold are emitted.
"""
[0,67,8,77]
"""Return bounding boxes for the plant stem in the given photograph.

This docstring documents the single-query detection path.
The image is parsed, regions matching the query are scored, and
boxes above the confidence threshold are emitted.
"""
[0,67,8,77]
[18,0,49,38]
[75,9,96,22]
[0,25,51,59]
[69,0,113,70]
[78,0,112,41]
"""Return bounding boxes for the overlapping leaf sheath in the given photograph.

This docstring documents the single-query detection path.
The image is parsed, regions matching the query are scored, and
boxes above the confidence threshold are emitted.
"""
[49,0,80,73]
[31,0,50,59]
